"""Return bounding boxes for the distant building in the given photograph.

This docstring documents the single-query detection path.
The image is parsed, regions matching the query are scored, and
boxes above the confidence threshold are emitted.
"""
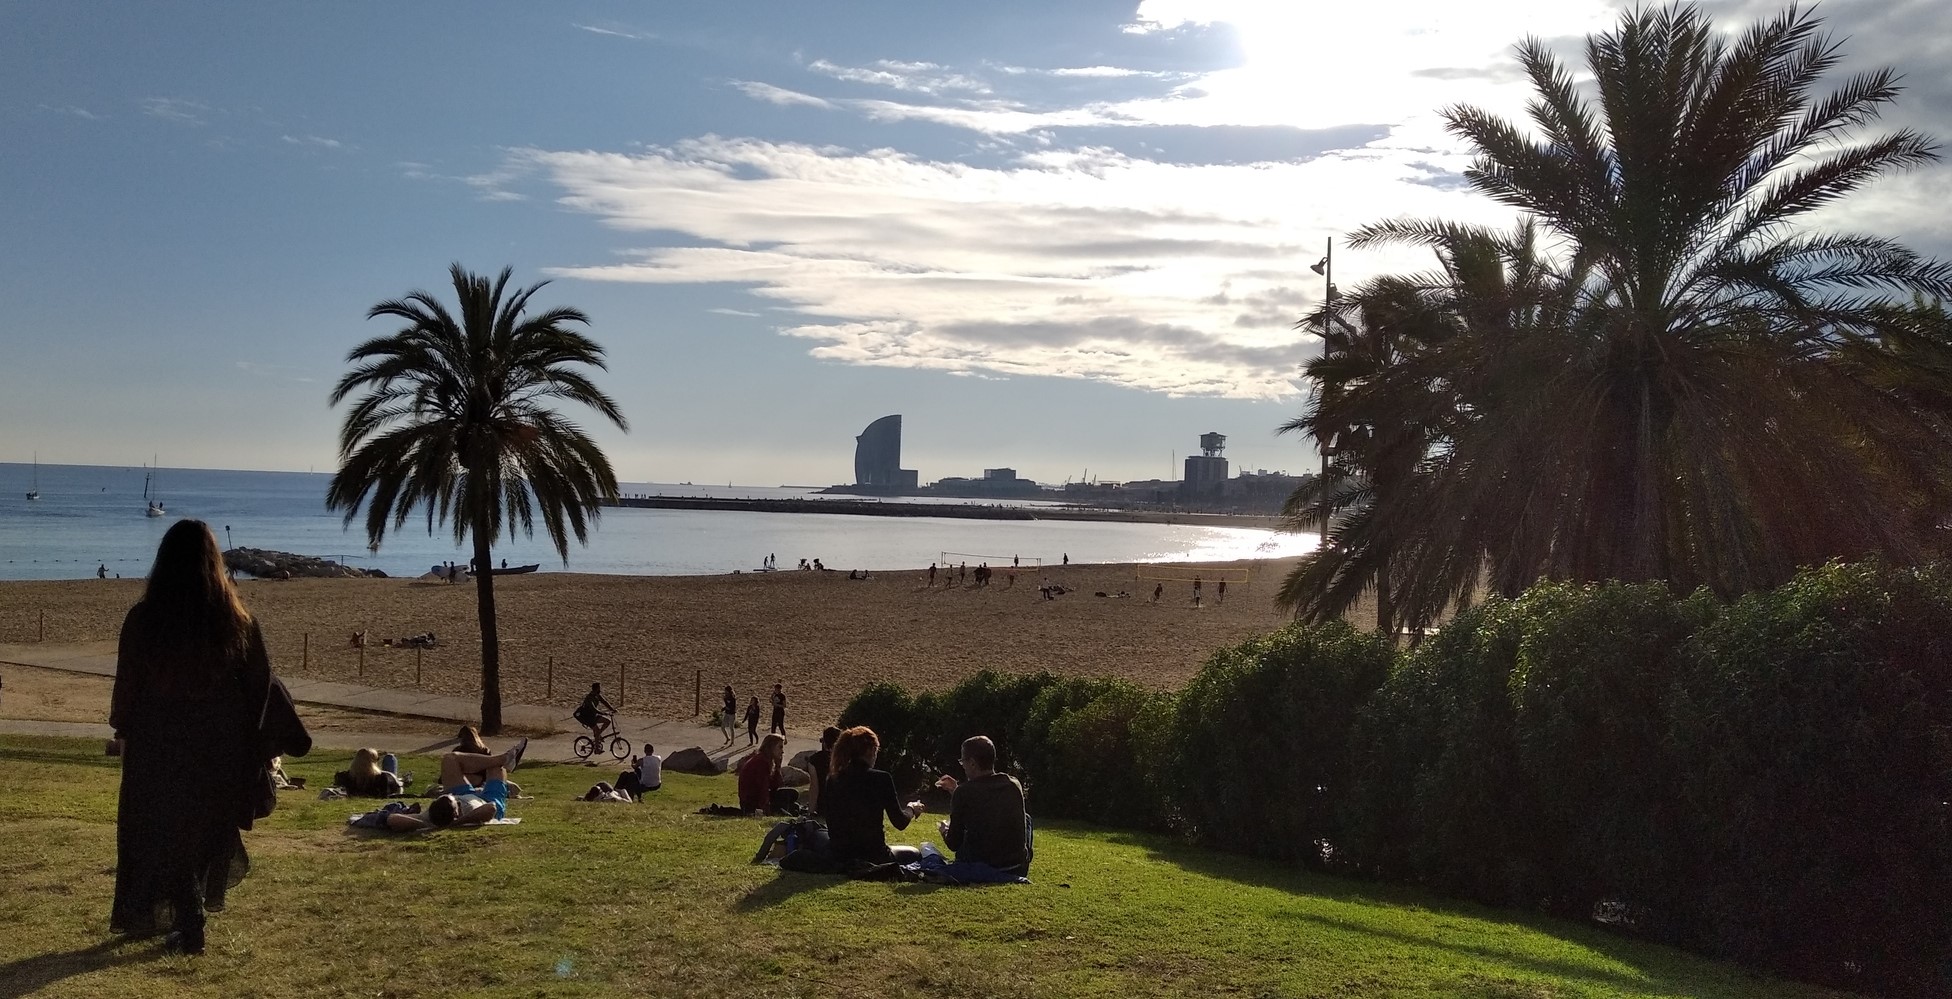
[853,415,918,491]
[983,468,1016,480]
[1181,432,1229,498]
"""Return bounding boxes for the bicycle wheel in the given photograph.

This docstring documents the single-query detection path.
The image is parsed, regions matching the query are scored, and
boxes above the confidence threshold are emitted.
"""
[608,735,633,761]
[572,735,597,760]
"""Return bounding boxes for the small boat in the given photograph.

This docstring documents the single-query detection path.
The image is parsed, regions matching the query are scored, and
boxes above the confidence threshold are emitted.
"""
[26,452,39,501]
[143,455,166,517]
[489,563,540,575]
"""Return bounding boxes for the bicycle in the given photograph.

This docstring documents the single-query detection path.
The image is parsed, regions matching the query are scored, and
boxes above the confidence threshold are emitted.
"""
[572,713,632,762]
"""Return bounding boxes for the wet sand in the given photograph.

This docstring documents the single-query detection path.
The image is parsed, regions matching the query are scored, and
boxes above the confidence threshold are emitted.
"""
[0,560,1357,724]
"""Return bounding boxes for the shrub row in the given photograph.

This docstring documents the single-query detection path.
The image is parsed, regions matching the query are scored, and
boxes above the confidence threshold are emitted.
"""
[839,560,1952,997]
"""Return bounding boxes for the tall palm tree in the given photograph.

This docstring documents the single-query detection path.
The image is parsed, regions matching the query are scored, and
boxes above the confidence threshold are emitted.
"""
[327,264,628,734]
[1286,3,1952,631]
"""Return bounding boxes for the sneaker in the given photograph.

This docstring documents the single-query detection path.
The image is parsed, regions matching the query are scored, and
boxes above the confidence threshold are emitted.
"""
[506,737,529,772]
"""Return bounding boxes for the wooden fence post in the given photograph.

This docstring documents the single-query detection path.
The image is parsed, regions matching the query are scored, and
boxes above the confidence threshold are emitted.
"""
[546,656,553,699]
[358,643,365,678]
[39,609,45,642]
[302,633,310,671]
[619,662,626,706]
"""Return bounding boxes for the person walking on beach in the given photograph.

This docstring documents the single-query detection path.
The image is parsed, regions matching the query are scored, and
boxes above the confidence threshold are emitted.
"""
[1062,553,1069,566]
[720,686,739,745]
[1152,582,1163,603]
[744,696,762,746]
[769,683,788,735]
[928,563,937,587]
[98,563,109,579]
[110,519,311,955]
[1217,580,1226,604]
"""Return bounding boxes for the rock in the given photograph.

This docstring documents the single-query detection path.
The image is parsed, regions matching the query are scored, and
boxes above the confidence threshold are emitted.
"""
[780,764,809,787]
[223,547,382,580]
[789,749,819,772]
[664,747,727,776]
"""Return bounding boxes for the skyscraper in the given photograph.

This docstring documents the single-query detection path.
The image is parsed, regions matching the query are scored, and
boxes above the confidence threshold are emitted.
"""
[853,415,917,490]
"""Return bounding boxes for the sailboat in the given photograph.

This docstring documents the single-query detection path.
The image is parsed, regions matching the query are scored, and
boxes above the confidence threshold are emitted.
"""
[26,452,39,501]
[144,458,165,518]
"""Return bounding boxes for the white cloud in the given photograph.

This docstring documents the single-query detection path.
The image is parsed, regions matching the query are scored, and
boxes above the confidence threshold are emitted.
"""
[807,59,991,96]
[40,104,104,120]
[708,307,763,317]
[141,97,210,125]
[281,134,343,149]
[573,23,655,41]
[515,136,1507,399]
[732,81,834,109]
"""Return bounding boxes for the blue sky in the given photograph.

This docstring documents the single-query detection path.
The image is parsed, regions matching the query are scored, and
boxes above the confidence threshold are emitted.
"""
[4,1,1947,486]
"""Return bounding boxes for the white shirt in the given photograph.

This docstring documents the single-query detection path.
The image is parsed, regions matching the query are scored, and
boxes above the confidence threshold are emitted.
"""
[637,754,662,789]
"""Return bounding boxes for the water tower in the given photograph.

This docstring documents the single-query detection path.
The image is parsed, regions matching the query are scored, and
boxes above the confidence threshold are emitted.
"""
[1182,432,1230,498]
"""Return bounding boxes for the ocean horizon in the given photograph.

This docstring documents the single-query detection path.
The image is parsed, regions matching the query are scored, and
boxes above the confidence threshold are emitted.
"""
[0,462,1314,582]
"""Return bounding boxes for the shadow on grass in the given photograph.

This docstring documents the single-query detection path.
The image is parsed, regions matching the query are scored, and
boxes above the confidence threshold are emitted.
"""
[0,939,148,999]
[735,871,845,912]
[0,746,124,772]
[1096,827,1783,999]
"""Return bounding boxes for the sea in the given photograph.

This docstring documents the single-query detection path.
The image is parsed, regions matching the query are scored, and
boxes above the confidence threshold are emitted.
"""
[0,463,1316,582]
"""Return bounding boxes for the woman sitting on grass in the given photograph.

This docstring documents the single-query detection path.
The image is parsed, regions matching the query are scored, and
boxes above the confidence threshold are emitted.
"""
[737,732,795,814]
[820,726,924,869]
[339,747,406,797]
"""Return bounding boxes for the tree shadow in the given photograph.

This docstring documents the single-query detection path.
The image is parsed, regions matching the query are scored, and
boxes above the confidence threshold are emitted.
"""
[735,870,844,912]
[0,939,149,999]
[1097,829,1783,999]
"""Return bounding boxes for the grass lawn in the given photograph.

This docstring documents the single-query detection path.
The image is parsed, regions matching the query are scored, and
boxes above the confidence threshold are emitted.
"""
[0,735,1848,999]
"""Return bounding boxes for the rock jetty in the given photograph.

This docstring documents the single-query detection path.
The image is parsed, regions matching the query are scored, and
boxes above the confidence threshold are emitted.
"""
[223,548,386,579]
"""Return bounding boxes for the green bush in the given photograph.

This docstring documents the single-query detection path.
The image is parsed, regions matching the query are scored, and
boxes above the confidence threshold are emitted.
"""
[1030,681,1166,828]
[836,681,926,780]
[1160,621,1395,869]
[1665,560,1952,995]
[908,670,1059,779]
[1017,676,1129,791]
[1505,581,1715,922]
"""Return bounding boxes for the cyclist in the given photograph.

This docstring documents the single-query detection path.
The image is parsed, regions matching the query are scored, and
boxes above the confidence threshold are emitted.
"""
[574,682,618,745]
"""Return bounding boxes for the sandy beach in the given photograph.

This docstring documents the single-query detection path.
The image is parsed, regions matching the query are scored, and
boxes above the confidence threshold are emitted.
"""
[0,560,1343,725]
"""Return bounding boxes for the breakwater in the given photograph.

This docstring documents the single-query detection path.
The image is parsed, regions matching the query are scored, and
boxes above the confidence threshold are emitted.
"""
[603,495,1282,530]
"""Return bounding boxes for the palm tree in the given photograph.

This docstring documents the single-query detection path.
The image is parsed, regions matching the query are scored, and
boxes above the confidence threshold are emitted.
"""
[327,264,628,733]
[1285,3,1952,631]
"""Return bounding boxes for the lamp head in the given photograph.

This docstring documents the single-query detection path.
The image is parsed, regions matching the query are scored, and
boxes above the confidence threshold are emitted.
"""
[1308,257,1327,275]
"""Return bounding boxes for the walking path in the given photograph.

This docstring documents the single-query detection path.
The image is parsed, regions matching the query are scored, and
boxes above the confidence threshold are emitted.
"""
[0,642,821,766]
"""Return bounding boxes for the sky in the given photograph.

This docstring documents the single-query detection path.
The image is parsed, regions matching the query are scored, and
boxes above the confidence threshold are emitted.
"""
[4,0,1949,487]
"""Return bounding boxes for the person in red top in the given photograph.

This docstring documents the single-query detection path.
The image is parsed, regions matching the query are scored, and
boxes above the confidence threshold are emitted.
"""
[737,733,789,814]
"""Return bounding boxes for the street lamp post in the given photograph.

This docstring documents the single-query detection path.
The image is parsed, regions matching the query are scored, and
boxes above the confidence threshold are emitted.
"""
[1309,238,1336,548]
[224,524,232,551]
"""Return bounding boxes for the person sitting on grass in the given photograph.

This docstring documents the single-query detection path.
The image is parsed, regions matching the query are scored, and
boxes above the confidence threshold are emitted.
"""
[821,726,924,870]
[337,747,408,797]
[581,781,635,802]
[616,742,661,799]
[383,738,527,831]
[929,735,1032,884]
[738,733,800,814]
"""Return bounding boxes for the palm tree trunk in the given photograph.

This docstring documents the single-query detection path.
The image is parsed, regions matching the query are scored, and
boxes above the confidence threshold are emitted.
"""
[471,511,503,735]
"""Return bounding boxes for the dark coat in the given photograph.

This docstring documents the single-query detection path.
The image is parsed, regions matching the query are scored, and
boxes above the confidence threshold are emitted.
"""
[109,608,297,936]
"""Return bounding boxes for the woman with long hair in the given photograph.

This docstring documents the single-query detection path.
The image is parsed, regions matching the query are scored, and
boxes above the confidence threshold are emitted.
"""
[109,519,280,954]
[821,726,924,868]
[737,732,788,814]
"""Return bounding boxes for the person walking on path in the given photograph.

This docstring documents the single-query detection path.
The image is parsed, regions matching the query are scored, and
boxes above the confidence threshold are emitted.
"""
[720,686,739,746]
[770,683,787,735]
[109,519,312,955]
[1217,579,1226,604]
[744,696,762,746]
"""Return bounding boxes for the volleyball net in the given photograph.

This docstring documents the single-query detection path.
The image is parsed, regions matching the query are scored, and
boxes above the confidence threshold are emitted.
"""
[1133,563,1252,584]
[938,551,1041,568]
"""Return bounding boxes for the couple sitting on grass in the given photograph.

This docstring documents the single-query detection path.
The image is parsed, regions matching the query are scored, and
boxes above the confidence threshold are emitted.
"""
[699,732,804,816]
[763,728,1031,884]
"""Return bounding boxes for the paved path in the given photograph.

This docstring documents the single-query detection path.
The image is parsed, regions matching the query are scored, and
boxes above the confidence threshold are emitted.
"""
[0,642,822,768]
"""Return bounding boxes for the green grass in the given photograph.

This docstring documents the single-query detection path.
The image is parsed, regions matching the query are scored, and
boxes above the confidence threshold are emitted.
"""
[0,735,1846,999]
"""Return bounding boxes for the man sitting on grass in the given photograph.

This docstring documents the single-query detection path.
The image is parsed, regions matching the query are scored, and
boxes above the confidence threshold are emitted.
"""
[385,738,527,831]
[930,735,1031,884]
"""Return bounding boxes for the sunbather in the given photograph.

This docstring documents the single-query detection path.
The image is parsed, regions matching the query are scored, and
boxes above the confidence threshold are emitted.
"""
[383,739,527,831]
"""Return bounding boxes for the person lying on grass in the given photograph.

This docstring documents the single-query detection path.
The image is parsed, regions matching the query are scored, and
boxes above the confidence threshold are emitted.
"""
[455,725,523,796]
[383,738,527,831]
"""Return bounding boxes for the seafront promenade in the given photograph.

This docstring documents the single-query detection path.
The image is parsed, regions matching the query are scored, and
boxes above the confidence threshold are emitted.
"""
[606,494,1283,529]
[0,641,821,762]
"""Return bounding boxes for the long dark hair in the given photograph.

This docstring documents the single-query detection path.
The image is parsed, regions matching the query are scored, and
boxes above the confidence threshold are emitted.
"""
[127,520,253,689]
